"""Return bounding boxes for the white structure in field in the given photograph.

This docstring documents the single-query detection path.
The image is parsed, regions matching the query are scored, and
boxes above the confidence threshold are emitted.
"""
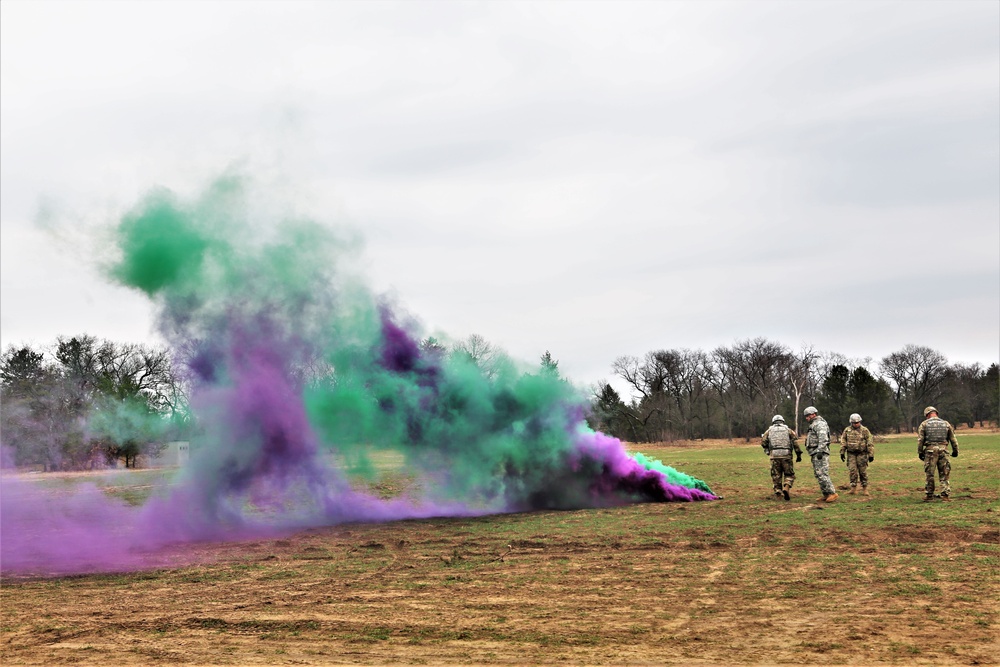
[148,441,190,468]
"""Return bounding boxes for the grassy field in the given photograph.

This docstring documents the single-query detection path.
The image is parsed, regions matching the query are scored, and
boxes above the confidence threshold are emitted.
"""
[1,431,997,665]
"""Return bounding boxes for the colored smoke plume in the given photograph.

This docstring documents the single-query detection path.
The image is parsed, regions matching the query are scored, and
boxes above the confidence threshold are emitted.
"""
[1,176,714,575]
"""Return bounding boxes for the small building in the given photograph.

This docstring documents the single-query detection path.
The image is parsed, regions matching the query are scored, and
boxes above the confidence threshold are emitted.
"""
[147,441,190,468]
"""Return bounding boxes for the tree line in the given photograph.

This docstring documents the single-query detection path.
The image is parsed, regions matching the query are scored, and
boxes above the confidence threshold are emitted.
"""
[589,339,998,443]
[1,335,186,470]
[0,332,551,471]
[2,333,996,469]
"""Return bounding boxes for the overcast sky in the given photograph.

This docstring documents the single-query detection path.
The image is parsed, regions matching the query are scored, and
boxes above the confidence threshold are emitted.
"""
[2,0,998,395]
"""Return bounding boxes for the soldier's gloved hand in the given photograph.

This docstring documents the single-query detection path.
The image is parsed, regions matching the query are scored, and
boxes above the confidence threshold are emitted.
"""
[918,452,925,461]
[868,455,874,463]
[796,453,801,463]
[840,452,846,462]
[951,451,958,458]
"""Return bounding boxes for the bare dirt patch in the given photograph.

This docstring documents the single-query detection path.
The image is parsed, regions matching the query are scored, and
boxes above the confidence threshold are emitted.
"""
[3,437,998,666]
[2,504,997,666]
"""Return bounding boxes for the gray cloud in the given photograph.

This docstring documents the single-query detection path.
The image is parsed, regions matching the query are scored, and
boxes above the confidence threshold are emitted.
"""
[2,0,997,392]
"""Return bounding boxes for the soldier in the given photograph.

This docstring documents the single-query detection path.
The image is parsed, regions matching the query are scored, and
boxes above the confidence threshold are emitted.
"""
[917,406,959,501]
[840,413,874,496]
[761,414,803,500]
[803,406,838,502]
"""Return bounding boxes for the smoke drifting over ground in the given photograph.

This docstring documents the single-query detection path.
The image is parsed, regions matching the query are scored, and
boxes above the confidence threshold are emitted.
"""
[1,177,714,575]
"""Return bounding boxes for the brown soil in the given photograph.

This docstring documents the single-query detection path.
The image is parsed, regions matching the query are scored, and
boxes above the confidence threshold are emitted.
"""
[2,504,997,666]
[4,432,998,665]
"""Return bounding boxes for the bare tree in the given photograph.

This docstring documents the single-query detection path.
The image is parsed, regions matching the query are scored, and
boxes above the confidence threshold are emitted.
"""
[610,353,675,441]
[703,350,737,440]
[879,345,948,431]
[711,338,791,440]
[782,345,819,435]
[451,334,508,380]
[602,340,992,442]
[940,363,991,428]
[611,355,648,400]
[656,349,710,439]
[53,335,186,467]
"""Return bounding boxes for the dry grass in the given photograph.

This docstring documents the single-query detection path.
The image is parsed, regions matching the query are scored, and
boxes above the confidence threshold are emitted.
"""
[2,434,998,666]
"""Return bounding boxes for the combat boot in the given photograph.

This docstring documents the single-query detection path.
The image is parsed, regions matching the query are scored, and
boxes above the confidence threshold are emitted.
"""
[782,487,790,501]
[940,494,951,502]
[774,491,782,500]
[848,487,857,495]
[862,487,870,496]
[923,494,934,502]
[825,493,839,503]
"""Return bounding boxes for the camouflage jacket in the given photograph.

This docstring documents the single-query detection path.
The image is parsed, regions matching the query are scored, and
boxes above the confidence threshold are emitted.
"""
[917,417,958,457]
[761,424,802,459]
[805,415,831,455]
[840,425,874,456]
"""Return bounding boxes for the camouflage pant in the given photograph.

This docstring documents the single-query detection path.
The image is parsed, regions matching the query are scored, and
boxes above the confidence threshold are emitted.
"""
[924,446,951,497]
[845,452,869,488]
[770,458,795,492]
[810,452,836,496]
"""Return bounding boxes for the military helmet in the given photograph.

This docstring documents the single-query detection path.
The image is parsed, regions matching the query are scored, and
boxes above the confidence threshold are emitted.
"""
[924,406,938,417]
[850,413,862,423]
[772,414,784,423]
[803,406,818,416]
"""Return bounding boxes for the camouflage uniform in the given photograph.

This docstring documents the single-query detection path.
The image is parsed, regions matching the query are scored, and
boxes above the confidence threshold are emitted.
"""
[840,424,874,491]
[917,416,958,498]
[805,414,836,497]
[761,423,802,496]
